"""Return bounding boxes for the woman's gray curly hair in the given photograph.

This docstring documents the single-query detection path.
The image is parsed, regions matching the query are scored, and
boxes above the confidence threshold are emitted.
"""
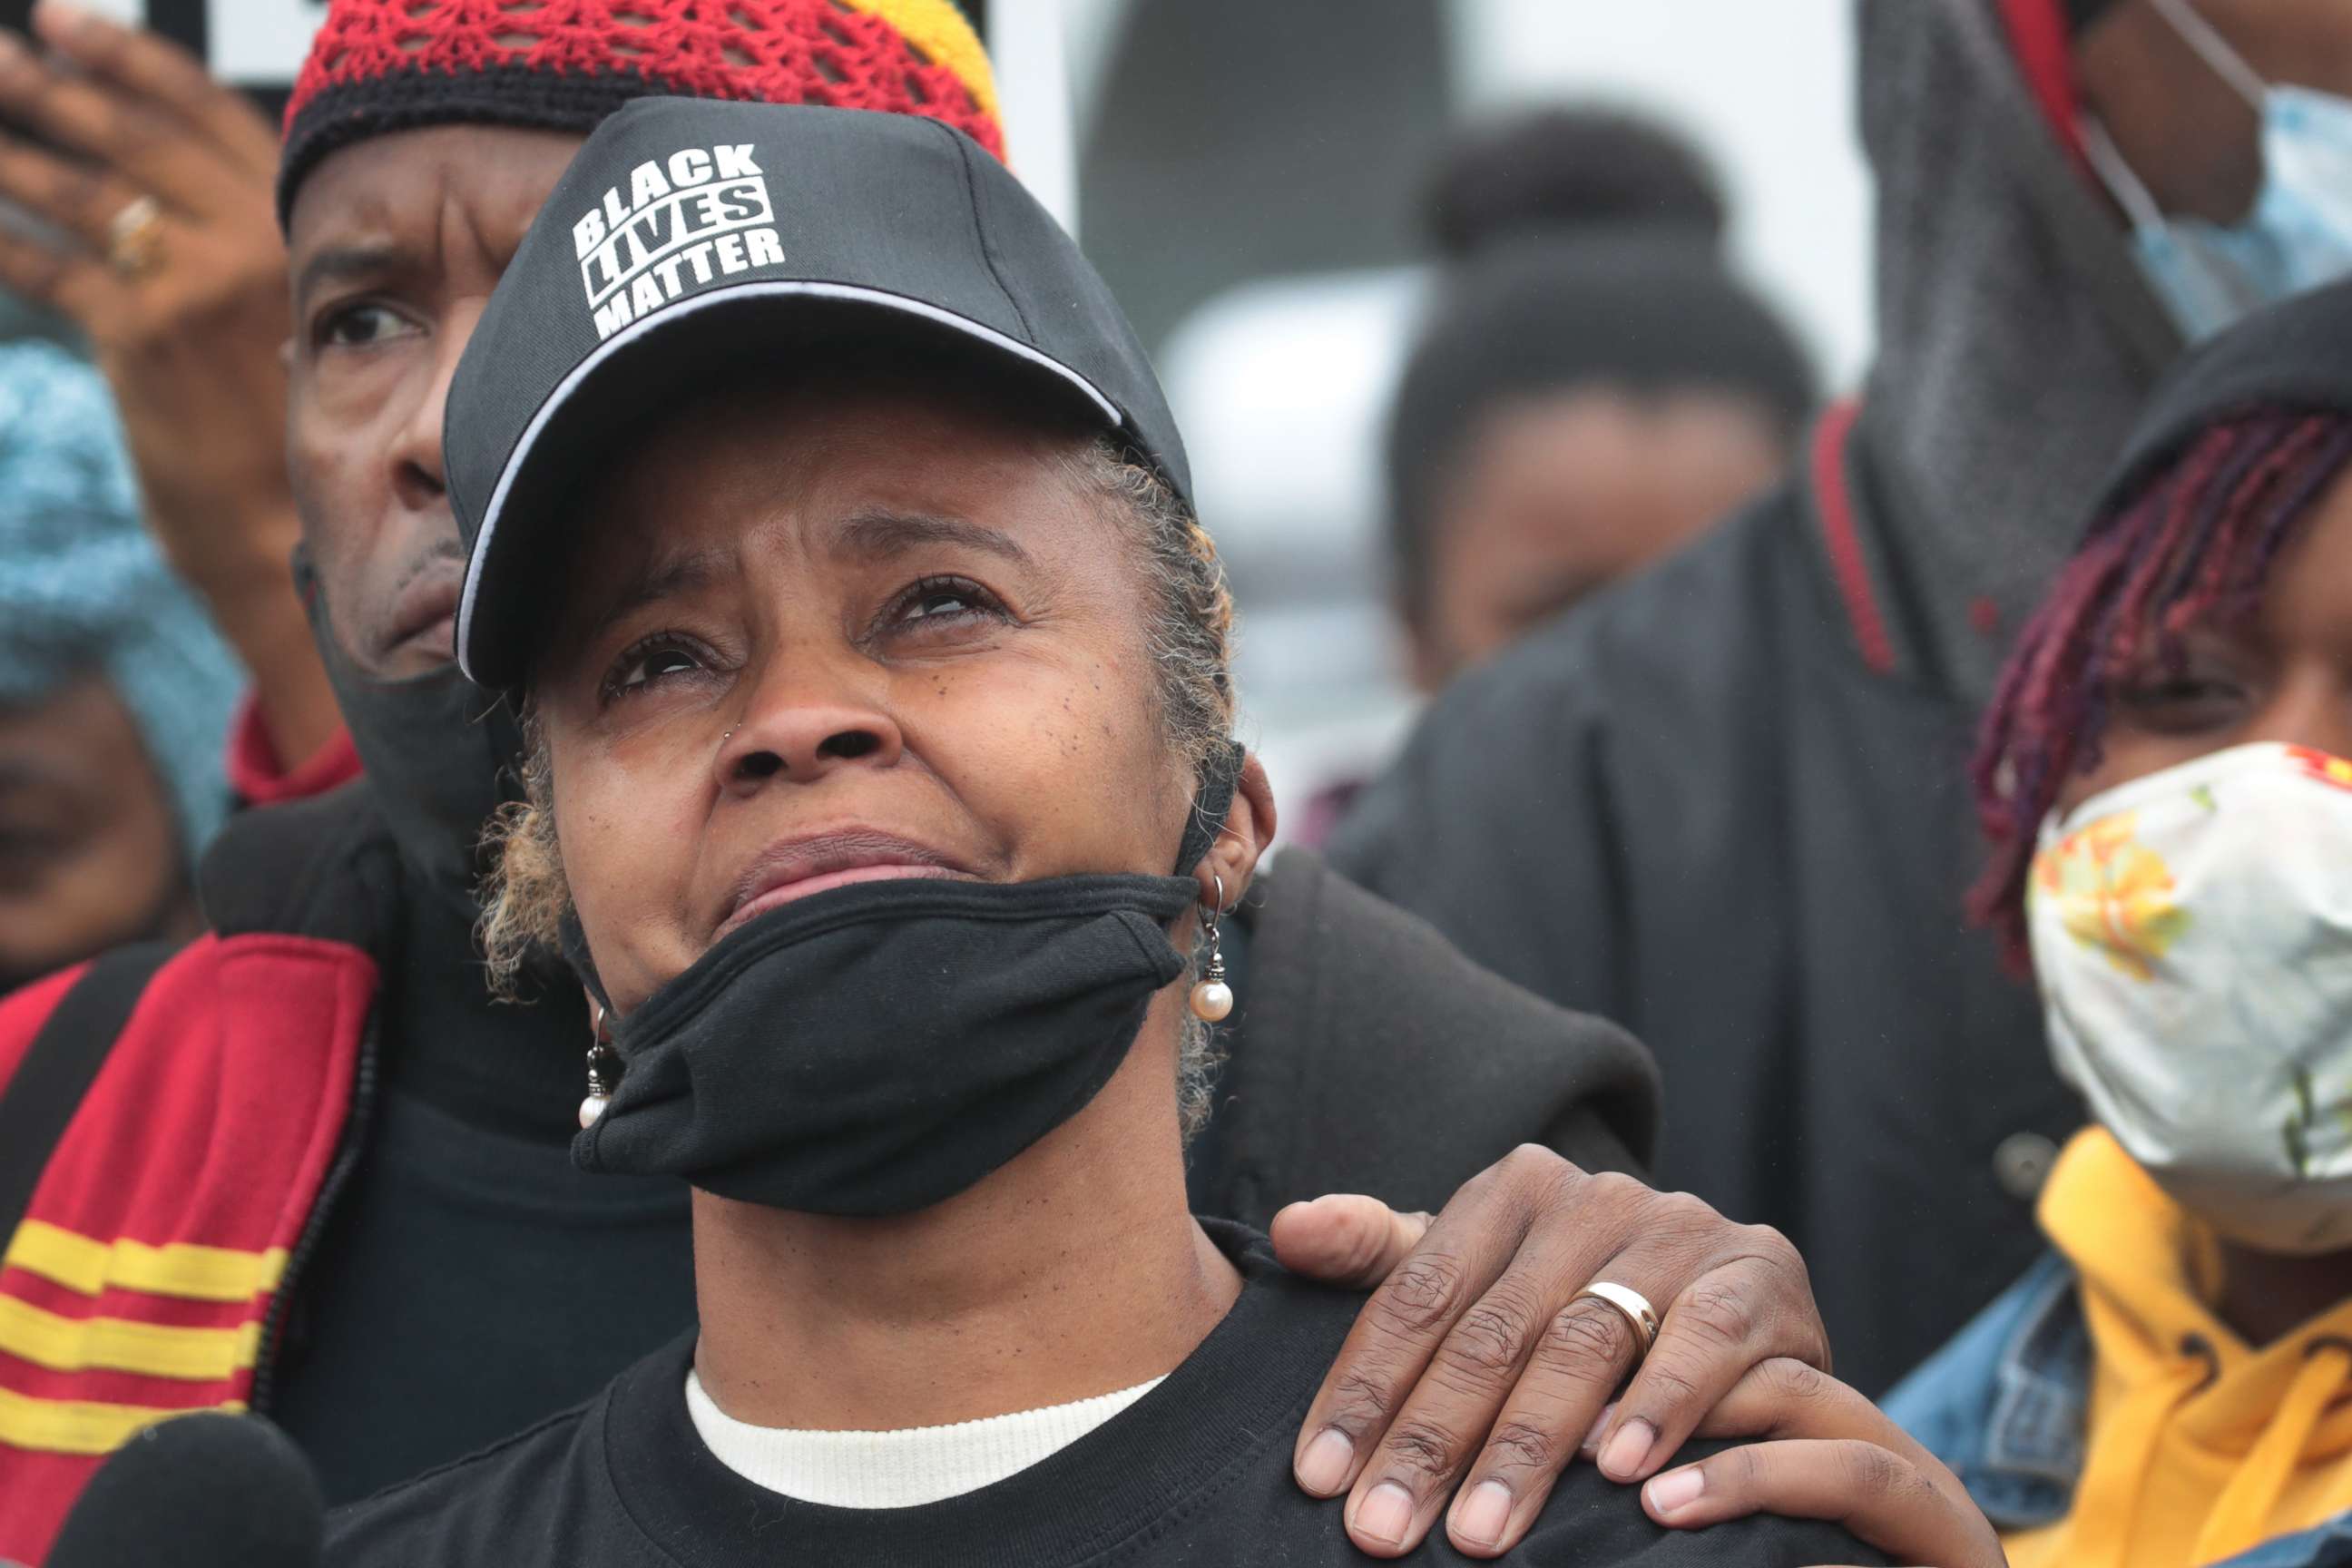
[476,435,1240,1135]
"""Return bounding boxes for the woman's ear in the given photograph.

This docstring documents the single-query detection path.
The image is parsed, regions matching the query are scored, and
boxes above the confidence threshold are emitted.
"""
[1197,751,1278,908]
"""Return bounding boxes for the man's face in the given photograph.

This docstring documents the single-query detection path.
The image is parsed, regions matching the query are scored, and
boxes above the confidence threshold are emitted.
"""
[284,124,587,681]
[0,675,198,994]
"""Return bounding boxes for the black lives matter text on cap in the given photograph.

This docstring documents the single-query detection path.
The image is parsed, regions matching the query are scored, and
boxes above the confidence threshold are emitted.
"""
[444,98,1193,690]
[572,143,784,341]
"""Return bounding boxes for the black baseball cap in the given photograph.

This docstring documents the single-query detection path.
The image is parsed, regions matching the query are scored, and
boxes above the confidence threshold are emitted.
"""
[446,97,1191,689]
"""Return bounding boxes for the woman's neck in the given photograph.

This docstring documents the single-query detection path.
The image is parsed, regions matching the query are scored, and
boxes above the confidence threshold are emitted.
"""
[2217,1240,2352,1347]
[690,1008,1241,1433]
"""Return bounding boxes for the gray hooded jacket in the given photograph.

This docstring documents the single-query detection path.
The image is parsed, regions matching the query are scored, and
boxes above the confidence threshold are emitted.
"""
[1330,0,2181,1394]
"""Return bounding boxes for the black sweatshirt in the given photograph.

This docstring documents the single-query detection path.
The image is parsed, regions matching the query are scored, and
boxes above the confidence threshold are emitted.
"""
[240,801,1654,1504]
[328,1225,1879,1567]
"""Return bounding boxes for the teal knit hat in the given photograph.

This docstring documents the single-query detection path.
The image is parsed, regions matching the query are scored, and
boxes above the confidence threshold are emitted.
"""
[0,342,244,865]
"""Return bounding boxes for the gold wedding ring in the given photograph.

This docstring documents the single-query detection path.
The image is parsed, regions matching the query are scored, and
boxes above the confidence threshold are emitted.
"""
[105,195,164,278]
[1574,1280,1661,1361]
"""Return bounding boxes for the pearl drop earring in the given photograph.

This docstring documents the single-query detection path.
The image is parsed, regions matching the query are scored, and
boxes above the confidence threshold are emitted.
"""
[581,1001,621,1130]
[1189,875,1234,1023]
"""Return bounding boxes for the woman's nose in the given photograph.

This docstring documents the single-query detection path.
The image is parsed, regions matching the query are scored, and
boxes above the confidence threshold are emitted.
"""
[714,687,905,791]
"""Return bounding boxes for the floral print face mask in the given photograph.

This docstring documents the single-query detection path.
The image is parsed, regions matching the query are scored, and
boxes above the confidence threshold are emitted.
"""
[2031,741,2352,1254]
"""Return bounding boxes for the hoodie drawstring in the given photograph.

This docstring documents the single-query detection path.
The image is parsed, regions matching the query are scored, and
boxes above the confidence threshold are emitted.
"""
[2193,1341,2352,1563]
[2061,1342,2217,1567]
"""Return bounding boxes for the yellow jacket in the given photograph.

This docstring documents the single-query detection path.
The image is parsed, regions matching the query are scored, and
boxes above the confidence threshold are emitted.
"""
[2006,1128,2352,1568]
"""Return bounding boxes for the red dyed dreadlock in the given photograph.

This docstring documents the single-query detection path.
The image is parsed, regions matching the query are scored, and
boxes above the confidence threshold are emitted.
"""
[1971,407,2352,965]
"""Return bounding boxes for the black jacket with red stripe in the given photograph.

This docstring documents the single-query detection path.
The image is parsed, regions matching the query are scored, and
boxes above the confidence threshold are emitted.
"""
[1328,408,2082,1400]
[0,781,1657,1563]
[1333,0,2187,1399]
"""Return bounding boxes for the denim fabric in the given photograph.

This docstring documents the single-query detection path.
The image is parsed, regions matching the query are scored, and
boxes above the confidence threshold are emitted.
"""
[1883,1251,2084,1530]
[1885,1251,2352,1566]
[2225,1511,2352,1567]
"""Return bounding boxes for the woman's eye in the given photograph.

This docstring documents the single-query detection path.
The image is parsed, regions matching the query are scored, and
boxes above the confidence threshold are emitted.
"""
[317,302,419,349]
[610,642,707,698]
[891,577,1005,627]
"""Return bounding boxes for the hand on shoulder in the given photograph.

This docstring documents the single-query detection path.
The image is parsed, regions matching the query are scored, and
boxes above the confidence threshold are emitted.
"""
[1271,1148,1837,1557]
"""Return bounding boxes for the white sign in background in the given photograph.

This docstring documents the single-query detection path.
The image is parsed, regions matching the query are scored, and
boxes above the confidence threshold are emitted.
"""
[71,1,325,83]
[204,0,327,85]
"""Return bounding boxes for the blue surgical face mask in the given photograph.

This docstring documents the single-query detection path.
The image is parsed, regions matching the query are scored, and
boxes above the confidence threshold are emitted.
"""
[2082,0,2352,342]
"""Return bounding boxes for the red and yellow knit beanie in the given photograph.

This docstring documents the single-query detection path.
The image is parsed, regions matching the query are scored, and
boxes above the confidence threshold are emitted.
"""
[279,0,1002,225]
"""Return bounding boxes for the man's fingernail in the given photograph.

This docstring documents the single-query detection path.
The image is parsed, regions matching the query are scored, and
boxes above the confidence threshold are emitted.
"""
[1355,1481,1415,1547]
[33,2,86,35]
[1454,1481,1513,1549]
[1598,1417,1655,1479]
[1297,1427,1353,1494]
[0,33,24,64]
[1644,1466,1705,1517]
[1578,1402,1619,1460]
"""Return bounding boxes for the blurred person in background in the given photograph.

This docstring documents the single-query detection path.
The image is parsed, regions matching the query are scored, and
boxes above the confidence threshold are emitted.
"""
[1293,108,1813,847]
[0,339,240,995]
[0,1,341,799]
[0,5,1846,1562]
[1885,279,2352,1568]
[1386,108,1816,693]
[1334,0,2352,1399]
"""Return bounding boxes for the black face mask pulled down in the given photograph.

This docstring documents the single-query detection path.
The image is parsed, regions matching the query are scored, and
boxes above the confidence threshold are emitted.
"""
[567,743,1244,1215]
[573,874,1202,1214]
[296,549,524,922]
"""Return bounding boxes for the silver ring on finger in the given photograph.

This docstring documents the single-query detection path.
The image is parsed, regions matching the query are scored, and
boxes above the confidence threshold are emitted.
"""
[1573,1280,1661,1363]
[105,194,165,278]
